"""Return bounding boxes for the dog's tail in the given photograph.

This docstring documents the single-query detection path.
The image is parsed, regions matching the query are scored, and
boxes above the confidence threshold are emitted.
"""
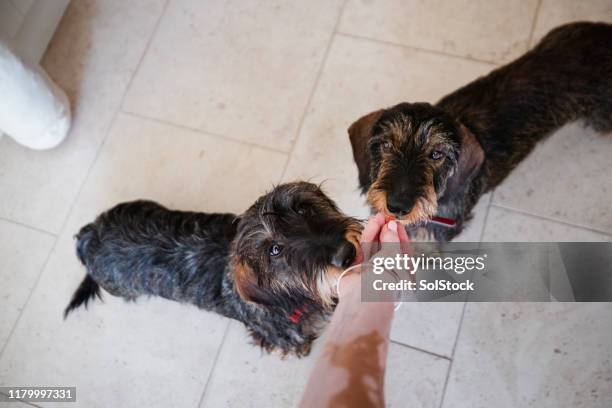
[65,224,102,319]
[64,275,101,318]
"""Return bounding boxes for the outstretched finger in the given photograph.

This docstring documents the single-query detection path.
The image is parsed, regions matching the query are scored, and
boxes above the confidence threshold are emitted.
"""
[361,213,385,242]
[379,220,400,243]
[396,222,412,255]
[356,213,385,263]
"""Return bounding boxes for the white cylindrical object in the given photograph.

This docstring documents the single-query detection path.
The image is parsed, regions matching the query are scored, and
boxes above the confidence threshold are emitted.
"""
[0,40,70,150]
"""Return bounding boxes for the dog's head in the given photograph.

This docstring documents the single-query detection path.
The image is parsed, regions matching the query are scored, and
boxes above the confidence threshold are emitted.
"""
[349,102,484,224]
[231,182,362,310]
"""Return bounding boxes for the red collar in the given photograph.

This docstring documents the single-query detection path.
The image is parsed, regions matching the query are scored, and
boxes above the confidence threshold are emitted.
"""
[288,304,308,324]
[429,216,456,228]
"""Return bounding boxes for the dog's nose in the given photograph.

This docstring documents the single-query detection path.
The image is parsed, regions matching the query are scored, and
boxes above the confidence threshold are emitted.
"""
[386,196,413,217]
[331,242,357,269]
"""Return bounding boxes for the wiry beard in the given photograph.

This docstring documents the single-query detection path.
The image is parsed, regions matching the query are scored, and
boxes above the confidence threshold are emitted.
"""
[368,174,438,226]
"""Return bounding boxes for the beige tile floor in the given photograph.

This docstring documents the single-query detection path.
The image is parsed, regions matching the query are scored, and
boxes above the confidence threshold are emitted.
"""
[1,1,611,407]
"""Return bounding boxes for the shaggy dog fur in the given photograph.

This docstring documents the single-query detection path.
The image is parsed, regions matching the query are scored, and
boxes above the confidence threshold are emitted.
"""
[348,22,612,241]
[65,182,361,357]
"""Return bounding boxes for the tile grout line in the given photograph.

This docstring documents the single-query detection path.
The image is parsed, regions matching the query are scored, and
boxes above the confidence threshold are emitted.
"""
[490,203,612,237]
[336,31,501,67]
[436,300,469,408]
[7,0,25,18]
[0,216,57,237]
[478,191,495,241]
[436,189,497,405]
[196,321,231,408]
[526,0,543,48]
[119,0,290,159]
[0,0,172,363]
[433,189,494,405]
[389,340,451,361]
[118,0,171,112]
[0,231,57,361]
[438,189,495,406]
[121,110,289,155]
[279,0,350,181]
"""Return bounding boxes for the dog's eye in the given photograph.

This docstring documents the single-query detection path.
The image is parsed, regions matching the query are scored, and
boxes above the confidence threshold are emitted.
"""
[269,244,283,257]
[381,141,392,152]
[431,150,444,160]
[295,204,309,216]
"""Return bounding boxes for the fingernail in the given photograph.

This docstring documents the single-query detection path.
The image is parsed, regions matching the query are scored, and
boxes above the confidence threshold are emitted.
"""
[388,220,397,232]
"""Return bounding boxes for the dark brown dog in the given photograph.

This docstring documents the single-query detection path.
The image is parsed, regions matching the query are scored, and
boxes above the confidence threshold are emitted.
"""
[348,22,612,241]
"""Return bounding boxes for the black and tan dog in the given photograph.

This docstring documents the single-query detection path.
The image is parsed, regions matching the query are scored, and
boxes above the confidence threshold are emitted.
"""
[64,182,361,357]
[348,22,612,241]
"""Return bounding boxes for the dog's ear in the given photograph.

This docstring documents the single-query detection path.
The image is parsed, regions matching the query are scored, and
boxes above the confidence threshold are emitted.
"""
[446,123,484,196]
[348,110,383,189]
[233,260,273,306]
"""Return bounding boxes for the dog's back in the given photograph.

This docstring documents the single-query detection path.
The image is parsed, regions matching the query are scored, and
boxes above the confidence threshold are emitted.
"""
[533,23,611,130]
[65,200,238,317]
[346,22,612,242]
[527,22,612,132]
[438,22,612,186]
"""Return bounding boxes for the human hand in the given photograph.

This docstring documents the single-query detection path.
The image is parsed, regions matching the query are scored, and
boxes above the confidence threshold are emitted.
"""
[354,214,410,265]
[338,214,411,299]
